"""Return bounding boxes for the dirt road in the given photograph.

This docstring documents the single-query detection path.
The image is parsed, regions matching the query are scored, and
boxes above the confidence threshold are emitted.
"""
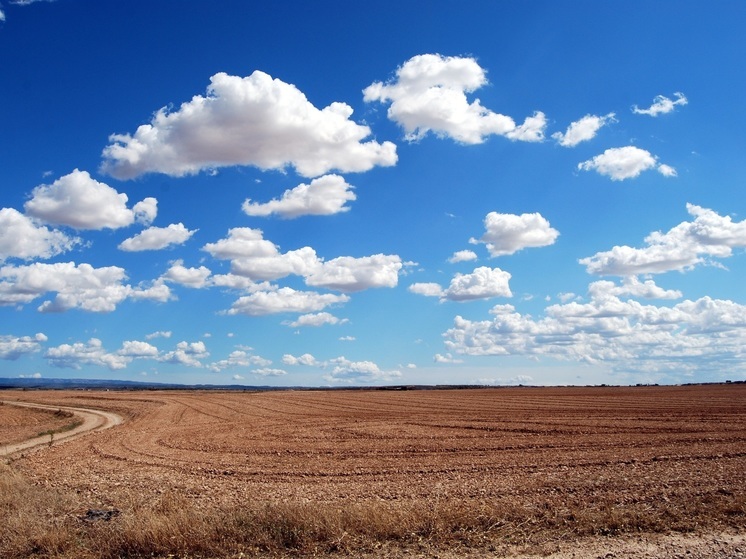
[1,400,123,456]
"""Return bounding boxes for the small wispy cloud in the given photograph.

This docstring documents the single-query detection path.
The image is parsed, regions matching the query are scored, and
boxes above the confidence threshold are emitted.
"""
[632,92,688,117]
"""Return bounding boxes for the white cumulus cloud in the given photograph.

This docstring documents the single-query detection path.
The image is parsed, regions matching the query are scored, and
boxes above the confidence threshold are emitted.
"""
[118,340,160,358]
[45,338,130,370]
[101,71,397,179]
[448,249,478,263]
[434,352,463,364]
[580,204,746,276]
[203,227,319,281]
[118,223,196,252]
[304,254,402,292]
[0,207,79,262]
[443,266,512,301]
[657,164,677,177]
[324,356,402,384]
[408,282,445,298]
[0,333,47,360]
[225,287,349,316]
[552,113,616,147]
[443,279,746,377]
[160,341,210,368]
[162,260,212,288]
[0,261,170,311]
[283,312,348,328]
[209,350,271,372]
[588,277,682,300]
[24,169,157,229]
[204,228,402,291]
[364,53,546,144]
[243,174,356,218]
[410,266,512,302]
[471,211,559,257]
[282,353,319,366]
[146,330,172,340]
[578,146,675,181]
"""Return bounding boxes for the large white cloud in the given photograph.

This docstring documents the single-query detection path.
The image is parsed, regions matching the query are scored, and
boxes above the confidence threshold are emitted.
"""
[578,146,675,180]
[443,266,512,301]
[305,254,402,292]
[243,174,356,218]
[24,169,157,229]
[364,54,546,144]
[119,340,160,358]
[203,227,318,281]
[203,227,279,260]
[45,338,131,371]
[101,71,397,179]
[118,223,197,252]
[411,266,512,302]
[632,92,688,117]
[225,287,349,316]
[580,204,746,276]
[443,278,746,376]
[470,211,559,257]
[552,113,616,147]
[0,261,171,311]
[204,227,402,291]
[0,333,47,360]
[229,246,320,281]
[0,207,79,262]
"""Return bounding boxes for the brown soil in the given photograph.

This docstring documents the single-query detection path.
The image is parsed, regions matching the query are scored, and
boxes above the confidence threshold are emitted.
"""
[2,384,745,558]
[0,400,78,446]
[1,399,122,455]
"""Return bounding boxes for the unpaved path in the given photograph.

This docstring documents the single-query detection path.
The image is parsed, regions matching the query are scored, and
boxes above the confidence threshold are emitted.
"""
[1,400,123,456]
[355,531,746,558]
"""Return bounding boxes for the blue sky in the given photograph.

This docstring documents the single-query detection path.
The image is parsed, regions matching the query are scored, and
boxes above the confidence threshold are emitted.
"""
[2,1,746,386]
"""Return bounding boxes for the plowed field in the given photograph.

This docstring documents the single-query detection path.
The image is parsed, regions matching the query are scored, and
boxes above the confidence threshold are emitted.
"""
[0,401,79,446]
[2,384,745,558]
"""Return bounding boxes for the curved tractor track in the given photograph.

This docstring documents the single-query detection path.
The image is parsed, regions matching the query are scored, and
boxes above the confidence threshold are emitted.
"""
[1,400,123,456]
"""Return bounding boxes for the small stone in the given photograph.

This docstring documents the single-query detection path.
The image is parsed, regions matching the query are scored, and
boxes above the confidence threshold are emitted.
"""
[81,508,120,522]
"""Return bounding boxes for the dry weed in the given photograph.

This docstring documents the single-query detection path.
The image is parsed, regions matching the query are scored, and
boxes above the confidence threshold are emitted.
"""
[3,473,743,559]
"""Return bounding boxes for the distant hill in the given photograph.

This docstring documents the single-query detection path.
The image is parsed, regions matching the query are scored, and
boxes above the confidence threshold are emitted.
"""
[0,377,496,392]
[0,377,268,391]
[3,377,739,392]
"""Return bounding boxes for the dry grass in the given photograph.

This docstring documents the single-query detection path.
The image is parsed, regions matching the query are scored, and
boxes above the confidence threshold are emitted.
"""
[1,459,744,559]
